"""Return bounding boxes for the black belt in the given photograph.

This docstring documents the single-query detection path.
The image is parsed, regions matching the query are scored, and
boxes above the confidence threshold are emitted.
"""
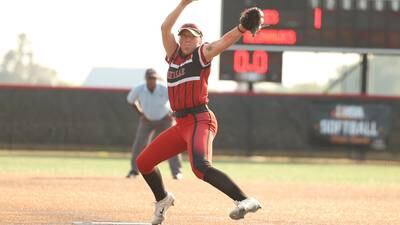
[174,104,209,118]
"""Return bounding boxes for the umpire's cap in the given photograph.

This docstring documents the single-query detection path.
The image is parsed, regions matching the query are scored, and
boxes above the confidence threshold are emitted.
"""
[145,68,160,79]
[178,23,203,37]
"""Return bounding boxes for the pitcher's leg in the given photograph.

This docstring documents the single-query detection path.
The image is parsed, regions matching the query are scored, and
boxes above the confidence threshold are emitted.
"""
[154,117,183,178]
[141,167,166,201]
[136,125,186,201]
[203,167,247,201]
[186,113,247,201]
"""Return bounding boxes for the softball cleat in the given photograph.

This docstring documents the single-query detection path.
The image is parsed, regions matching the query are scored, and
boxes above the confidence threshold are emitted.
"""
[151,192,175,225]
[229,197,262,220]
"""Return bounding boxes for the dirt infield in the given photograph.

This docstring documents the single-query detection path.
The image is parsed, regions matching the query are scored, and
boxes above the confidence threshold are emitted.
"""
[0,174,399,225]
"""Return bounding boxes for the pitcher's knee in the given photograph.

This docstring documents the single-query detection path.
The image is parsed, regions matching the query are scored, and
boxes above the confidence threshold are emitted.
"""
[136,154,153,174]
[191,158,212,179]
[191,168,204,179]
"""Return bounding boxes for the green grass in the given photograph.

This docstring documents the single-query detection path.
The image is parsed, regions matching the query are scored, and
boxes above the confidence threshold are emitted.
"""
[0,154,399,186]
[216,160,400,185]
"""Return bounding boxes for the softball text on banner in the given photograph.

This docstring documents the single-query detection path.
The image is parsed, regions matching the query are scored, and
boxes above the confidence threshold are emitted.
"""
[311,103,392,150]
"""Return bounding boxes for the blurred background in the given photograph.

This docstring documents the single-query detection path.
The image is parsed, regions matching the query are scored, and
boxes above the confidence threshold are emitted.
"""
[1,0,400,160]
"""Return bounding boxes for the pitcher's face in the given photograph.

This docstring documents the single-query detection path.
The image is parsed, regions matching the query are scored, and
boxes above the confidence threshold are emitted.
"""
[179,30,202,55]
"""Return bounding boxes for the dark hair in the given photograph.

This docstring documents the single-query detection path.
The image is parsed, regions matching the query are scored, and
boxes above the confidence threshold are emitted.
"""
[145,68,158,79]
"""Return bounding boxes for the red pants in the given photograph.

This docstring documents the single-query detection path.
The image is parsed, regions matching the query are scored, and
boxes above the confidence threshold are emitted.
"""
[136,111,217,179]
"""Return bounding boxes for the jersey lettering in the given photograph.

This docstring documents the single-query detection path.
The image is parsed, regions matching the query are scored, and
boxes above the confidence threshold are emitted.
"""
[167,68,186,80]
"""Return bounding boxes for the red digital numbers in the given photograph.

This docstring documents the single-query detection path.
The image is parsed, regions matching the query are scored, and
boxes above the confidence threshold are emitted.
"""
[239,8,297,45]
[263,9,280,25]
[233,50,268,74]
[314,7,322,29]
[243,29,297,45]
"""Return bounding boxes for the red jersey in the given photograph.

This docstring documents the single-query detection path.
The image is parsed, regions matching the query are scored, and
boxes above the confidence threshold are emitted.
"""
[166,44,211,111]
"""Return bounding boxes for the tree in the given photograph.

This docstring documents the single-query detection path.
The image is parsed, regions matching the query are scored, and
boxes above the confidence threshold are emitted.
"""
[0,33,65,85]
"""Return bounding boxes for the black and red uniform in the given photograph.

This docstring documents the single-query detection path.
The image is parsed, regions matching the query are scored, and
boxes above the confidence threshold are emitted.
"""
[167,44,210,111]
[136,44,218,179]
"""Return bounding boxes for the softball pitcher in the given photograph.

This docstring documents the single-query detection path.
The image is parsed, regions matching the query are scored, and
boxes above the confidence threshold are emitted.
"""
[135,1,264,224]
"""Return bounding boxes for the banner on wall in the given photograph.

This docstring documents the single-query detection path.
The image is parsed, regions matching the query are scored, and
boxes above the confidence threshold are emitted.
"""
[311,103,392,150]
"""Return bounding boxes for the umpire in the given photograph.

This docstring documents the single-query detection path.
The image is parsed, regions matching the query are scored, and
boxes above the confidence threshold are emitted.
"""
[126,68,183,179]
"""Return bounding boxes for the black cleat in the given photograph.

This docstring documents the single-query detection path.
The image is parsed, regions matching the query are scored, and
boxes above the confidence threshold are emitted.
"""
[126,169,139,178]
[172,173,183,180]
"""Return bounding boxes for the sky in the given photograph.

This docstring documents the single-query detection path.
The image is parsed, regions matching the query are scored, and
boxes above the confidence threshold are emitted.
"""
[0,0,359,87]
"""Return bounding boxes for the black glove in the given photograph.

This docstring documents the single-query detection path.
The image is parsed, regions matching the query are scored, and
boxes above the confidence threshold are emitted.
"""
[240,7,264,36]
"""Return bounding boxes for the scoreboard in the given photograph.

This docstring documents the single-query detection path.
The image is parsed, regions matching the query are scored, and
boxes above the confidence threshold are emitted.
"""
[219,50,283,82]
[219,0,400,82]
